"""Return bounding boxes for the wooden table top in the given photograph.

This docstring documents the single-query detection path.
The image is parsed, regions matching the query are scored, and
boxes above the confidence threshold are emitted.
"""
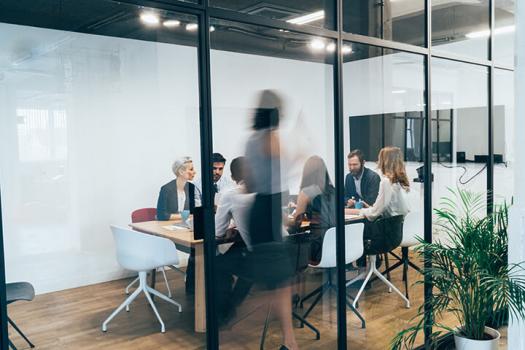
[129,220,202,248]
[129,214,365,247]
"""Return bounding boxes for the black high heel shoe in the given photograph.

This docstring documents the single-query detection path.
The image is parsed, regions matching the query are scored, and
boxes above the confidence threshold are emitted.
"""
[279,345,290,350]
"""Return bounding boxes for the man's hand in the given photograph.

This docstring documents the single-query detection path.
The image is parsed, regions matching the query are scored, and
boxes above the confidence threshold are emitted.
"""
[346,199,356,208]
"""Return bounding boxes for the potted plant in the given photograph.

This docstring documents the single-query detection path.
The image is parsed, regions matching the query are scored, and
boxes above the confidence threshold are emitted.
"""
[391,189,525,350]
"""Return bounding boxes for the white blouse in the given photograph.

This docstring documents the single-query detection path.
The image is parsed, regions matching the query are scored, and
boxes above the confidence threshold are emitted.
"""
[360,175,410,221]
[177,190,186,212]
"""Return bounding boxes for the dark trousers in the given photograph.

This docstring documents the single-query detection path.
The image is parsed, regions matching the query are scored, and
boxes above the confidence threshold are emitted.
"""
[215,242,253,318]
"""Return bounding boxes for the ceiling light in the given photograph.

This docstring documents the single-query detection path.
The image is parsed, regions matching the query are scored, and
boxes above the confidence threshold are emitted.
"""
[163,19,180,28]
[326,43,336,52]
[309,39,326,50]
[210,25,216,32]
[342,45,352,54]
[140,12,160,26]
[287,10,324,25]
[465,25,515,39]
[186,23,198,31]
[392,89,407,94]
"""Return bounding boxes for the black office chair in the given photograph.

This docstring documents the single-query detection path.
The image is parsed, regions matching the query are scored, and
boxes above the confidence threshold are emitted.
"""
[6,282,36,350]
[379,212,423,299]
[345,215,411,309]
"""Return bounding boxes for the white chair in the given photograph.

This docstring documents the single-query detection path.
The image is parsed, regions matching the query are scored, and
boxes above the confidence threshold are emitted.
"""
[102,225,182,333]
[125,256,189,298]
[346,216,411,309]
[381,211,423,299]
[300,223,366,328]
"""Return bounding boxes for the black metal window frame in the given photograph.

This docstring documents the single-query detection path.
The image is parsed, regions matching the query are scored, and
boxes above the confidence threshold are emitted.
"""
[0,0,514,349]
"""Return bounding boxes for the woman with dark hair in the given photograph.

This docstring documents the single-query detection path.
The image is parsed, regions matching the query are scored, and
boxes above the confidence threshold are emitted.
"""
[292,156,336,263]
[244,90,299,350]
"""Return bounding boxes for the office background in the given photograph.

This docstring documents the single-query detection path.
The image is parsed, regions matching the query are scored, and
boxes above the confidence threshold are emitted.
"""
[0,0,517,349]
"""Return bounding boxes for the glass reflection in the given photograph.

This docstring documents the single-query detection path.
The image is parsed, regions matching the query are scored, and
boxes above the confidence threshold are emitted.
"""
[343,0,425,46]
[343,42,426,348]
[0,1,205,348]
[432,0,490,59]
[495,0,515,67]
[210,0,336,30]
[494,69,514,204]
[430,57,489,337]
[210,18,337,349]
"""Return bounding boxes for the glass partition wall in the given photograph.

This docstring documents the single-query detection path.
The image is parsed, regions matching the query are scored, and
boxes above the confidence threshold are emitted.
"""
[0,0,514,349]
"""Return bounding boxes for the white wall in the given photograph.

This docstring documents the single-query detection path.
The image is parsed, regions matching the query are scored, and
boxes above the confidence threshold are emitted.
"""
[0,23,201,293]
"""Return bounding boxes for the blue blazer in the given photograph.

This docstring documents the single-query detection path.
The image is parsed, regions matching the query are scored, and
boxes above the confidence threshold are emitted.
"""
[344,167,380,206]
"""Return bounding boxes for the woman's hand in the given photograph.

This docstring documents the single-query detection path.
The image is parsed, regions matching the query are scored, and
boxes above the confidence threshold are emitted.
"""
[361,201,370,208]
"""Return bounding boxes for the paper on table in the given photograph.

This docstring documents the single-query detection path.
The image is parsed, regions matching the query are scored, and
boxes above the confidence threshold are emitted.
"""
[162,225,187,231]
[345,214,362,219]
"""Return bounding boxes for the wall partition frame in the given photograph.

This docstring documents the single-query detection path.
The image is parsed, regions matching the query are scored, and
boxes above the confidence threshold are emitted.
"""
[0,0,514,349]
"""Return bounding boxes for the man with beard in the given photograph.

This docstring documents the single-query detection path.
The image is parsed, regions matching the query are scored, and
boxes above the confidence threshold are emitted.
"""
[344,149,380,209]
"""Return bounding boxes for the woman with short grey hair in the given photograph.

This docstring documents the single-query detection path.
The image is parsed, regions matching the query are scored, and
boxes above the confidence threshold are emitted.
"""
[156,156,200,294]
[157,156,200,221]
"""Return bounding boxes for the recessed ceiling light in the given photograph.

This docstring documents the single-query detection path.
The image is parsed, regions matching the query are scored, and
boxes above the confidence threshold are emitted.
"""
[140,12,160,26]
[342,45,352,54]
[163,19,181,28]
[465,25,515,39]
[309,39,326,50]
[326,42,336,52]
[392,89,407,94]
[186,23,198,31]
[287,10,324,25]
[210,25,216,32]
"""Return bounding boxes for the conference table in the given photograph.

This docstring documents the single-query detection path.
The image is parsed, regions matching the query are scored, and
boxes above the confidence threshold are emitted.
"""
[130,214,364,333]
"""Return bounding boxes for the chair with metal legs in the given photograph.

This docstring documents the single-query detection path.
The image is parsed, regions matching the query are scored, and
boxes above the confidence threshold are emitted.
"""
[346,215,410,309]
[126,208,188,298]
[6,282,36,349]
[299,223,366,328]
[102,225,182,333]
[380,211,423,299]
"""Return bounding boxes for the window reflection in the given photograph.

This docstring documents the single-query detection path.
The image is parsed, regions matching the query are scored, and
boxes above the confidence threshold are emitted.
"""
[210,0,336,30]
[432,0,490,59]
[343,42,426,348]
[343,0,425,46]
[16,108,67,162]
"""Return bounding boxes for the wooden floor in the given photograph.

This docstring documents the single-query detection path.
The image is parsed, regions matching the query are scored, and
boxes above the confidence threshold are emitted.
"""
[7,250,507,350]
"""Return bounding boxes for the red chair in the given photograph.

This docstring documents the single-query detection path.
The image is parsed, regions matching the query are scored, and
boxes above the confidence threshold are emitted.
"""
[126,208,173,298]
[131,208,157,223]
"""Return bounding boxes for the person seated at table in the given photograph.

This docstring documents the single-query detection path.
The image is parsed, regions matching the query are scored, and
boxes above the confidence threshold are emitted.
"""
[346,146,410,252]
[157,156,201,221]
[193,152,235,206]
[291,155,336,264]
[156,156,201,294]
[213,156,255,324]
[344,149,380,208]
